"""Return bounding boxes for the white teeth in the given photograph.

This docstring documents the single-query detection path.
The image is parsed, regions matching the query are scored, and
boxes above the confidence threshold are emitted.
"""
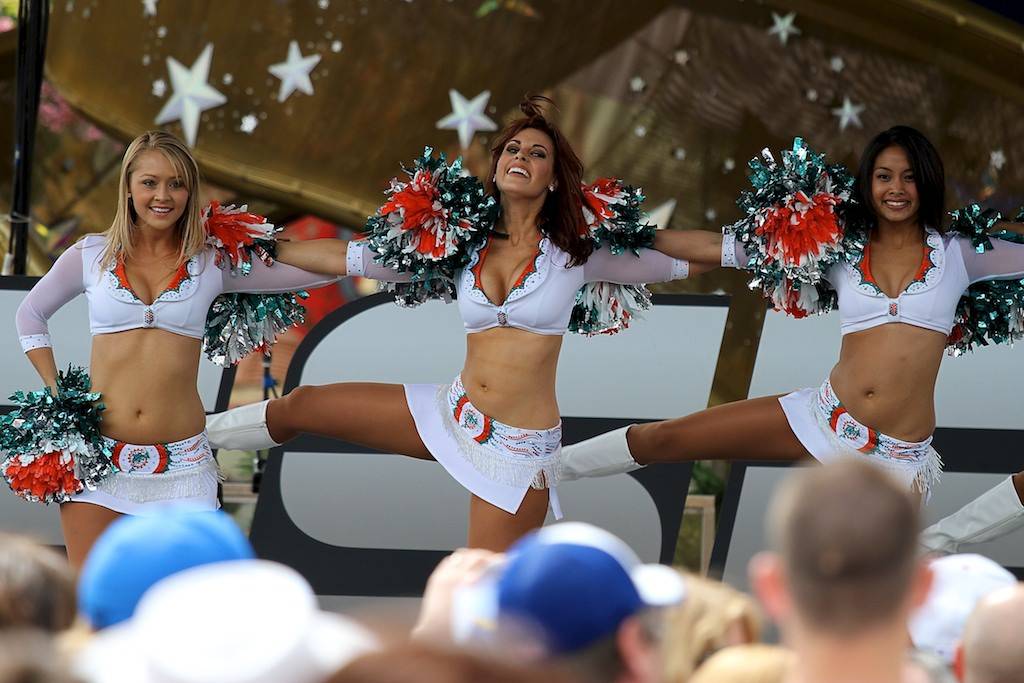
[150,207,172,214]
[507,167,530,178]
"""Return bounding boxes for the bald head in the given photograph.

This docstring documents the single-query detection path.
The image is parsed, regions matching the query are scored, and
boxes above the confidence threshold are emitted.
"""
[961,584,1024,683]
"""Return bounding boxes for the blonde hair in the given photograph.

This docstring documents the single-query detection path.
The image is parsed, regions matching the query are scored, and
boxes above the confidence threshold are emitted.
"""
[689,644,795,683]
[100,130,204,269]
[660,572,764,683]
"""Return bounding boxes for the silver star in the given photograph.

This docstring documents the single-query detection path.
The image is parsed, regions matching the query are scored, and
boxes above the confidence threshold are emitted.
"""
[151,78,166,97]
[829,55,845,73]
[672,147,687,161]
[990,149,1007,171]
[331,40,343,53]
[673,49,690,66]
[222,73,233,85]
[268,41,322,103]
[723,158,736,172]
[156,25,167,38]
[767,11,800,46]
[806,88,819,102]
[634,124,648,138]
[142,0,157,16]
[629,76,646,93]
[154,43,227,147]
[240,114,259,134]
[436,89,498,149]
[831,96,865,131]
[704,208,718,222]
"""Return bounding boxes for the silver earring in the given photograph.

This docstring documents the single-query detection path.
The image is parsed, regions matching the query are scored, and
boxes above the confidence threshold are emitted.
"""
[548,184,555,192]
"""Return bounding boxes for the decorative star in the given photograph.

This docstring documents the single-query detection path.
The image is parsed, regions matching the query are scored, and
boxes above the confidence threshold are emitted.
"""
[767,11,800,46]
[629,76,646,93]
[831,96,865,131]
[142,0,157,17]
[331,40,343,53]
[990,149,1007,171]
[268,41,322,103]
[436,89,498,149]
[634,124,648,138]
[151,78,166,97]
[704,208,718,222]
[723,158,736,173]
[805,88,819,102]
[672,147,687,161]
[647,199,677,230]
[240,114,259,134]
[154,43,227,147]
[673,49,690,66]
[829,55,845,73]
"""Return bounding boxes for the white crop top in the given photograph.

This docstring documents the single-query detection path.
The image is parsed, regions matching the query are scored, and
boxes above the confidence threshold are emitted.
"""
[16,234,338,352]
[346,237,689,335]
[726,228,1024,336]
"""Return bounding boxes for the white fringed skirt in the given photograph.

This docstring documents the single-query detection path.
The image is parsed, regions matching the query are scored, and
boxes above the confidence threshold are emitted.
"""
[405,375,563,518]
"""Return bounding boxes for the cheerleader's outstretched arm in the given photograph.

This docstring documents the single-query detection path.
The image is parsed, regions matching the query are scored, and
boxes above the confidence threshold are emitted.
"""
[652,229,724,266]
[275,239,415,283]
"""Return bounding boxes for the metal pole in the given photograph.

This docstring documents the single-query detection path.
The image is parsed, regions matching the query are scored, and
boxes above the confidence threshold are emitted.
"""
[6,0,50,275]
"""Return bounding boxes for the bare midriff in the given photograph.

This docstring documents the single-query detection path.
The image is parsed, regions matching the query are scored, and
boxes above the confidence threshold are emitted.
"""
[462,327,562,430]
[90,329,205,444]
[829,323,947,442]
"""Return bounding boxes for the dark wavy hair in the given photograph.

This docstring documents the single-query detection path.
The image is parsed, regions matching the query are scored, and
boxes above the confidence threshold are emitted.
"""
[485,96,593,266]
[853,125,946,233]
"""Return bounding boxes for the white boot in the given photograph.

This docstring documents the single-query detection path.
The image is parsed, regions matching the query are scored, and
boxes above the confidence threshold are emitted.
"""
[920,476,1024,555]
[206,400,280,450]
[559,426,644,482]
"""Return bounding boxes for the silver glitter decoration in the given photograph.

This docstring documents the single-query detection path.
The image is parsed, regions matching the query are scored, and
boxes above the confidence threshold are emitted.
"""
[331,40,343,52]
[673,147,687,161]
[222,73,234,85]
[629,76,646,93]
[157,25,167,38]
[151,78,167,97]
[634,124,648,138]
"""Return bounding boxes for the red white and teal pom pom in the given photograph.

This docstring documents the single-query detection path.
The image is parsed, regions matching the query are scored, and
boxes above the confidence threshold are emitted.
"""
[947,204,1024,354]
[364,147,497,306]
[204,201,281,276]
[581,178,656,254]
[569,282,653,336]
[728,137,859,317]
[203,291,308,366]
[0,366,112,504]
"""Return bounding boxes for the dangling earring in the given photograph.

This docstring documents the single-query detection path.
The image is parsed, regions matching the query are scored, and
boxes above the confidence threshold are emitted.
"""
[492,175,497,182]
[548,184,555,192]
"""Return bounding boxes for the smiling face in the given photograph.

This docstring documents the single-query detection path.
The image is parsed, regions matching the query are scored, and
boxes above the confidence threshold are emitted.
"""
[870,145,920,229]
[127,150,190,233]
[493,127,556,201]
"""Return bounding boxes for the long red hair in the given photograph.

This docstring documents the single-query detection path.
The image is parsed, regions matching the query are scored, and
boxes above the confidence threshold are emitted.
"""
[485,96,593,267]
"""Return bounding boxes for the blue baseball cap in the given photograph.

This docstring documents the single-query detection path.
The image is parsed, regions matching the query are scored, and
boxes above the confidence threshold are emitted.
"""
[453,522,686,655]
[78,509,254,630]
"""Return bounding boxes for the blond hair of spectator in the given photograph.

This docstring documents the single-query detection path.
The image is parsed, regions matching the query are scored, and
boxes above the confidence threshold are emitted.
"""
[955,584,1024,683]
[0,534,76,632]
[660,572,762,682]
[688,644,794,683]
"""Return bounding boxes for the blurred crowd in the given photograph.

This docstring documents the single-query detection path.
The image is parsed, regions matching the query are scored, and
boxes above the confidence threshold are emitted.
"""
[1,459,1021,683]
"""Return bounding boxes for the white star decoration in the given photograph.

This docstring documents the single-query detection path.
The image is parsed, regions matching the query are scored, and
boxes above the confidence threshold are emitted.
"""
[647,199,677,230]
[154,43,227,147]
[142,0,157,17]
[831,97,865,131]
[990,149,1007,171]
[830,56,845,73]
[240,114,259,134]
[151,79,166,97]
[269,41,322,103]
[436,89,497,150]
[767,12,800,46]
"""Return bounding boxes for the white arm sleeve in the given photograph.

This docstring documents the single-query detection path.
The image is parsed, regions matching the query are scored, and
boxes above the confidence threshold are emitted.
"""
[960,236,1024,285]
[15,245,85,352]
[582,247,688,285]
[344,240,415,283]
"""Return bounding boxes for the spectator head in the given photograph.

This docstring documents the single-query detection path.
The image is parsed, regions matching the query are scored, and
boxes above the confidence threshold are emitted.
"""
[688,644,794,683]
[77,559,378,683]
[909,554,1015,664]
[750,460,930,638]
[0,629,80,683]
[77,509,254,630]
[954,583,1024,683]
[453,522,685,683]
[325,643,582,683]
[0,533,76,633]
[660,572,763,683]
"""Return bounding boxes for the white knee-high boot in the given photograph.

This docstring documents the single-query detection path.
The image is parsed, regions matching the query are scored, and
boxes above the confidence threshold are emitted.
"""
[206,400,280,450]
[559,426,644,482]
[920,476,1024,555]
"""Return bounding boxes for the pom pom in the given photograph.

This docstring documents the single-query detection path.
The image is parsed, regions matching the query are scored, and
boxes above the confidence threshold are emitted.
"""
[204,201,281,276]
[203,292,309,366]
[569,282,653,336]
[364,147,497,307]
[728,137,859,317]
[581,178,656,254]
[0,366,112,504]
[946,204,1024,354]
